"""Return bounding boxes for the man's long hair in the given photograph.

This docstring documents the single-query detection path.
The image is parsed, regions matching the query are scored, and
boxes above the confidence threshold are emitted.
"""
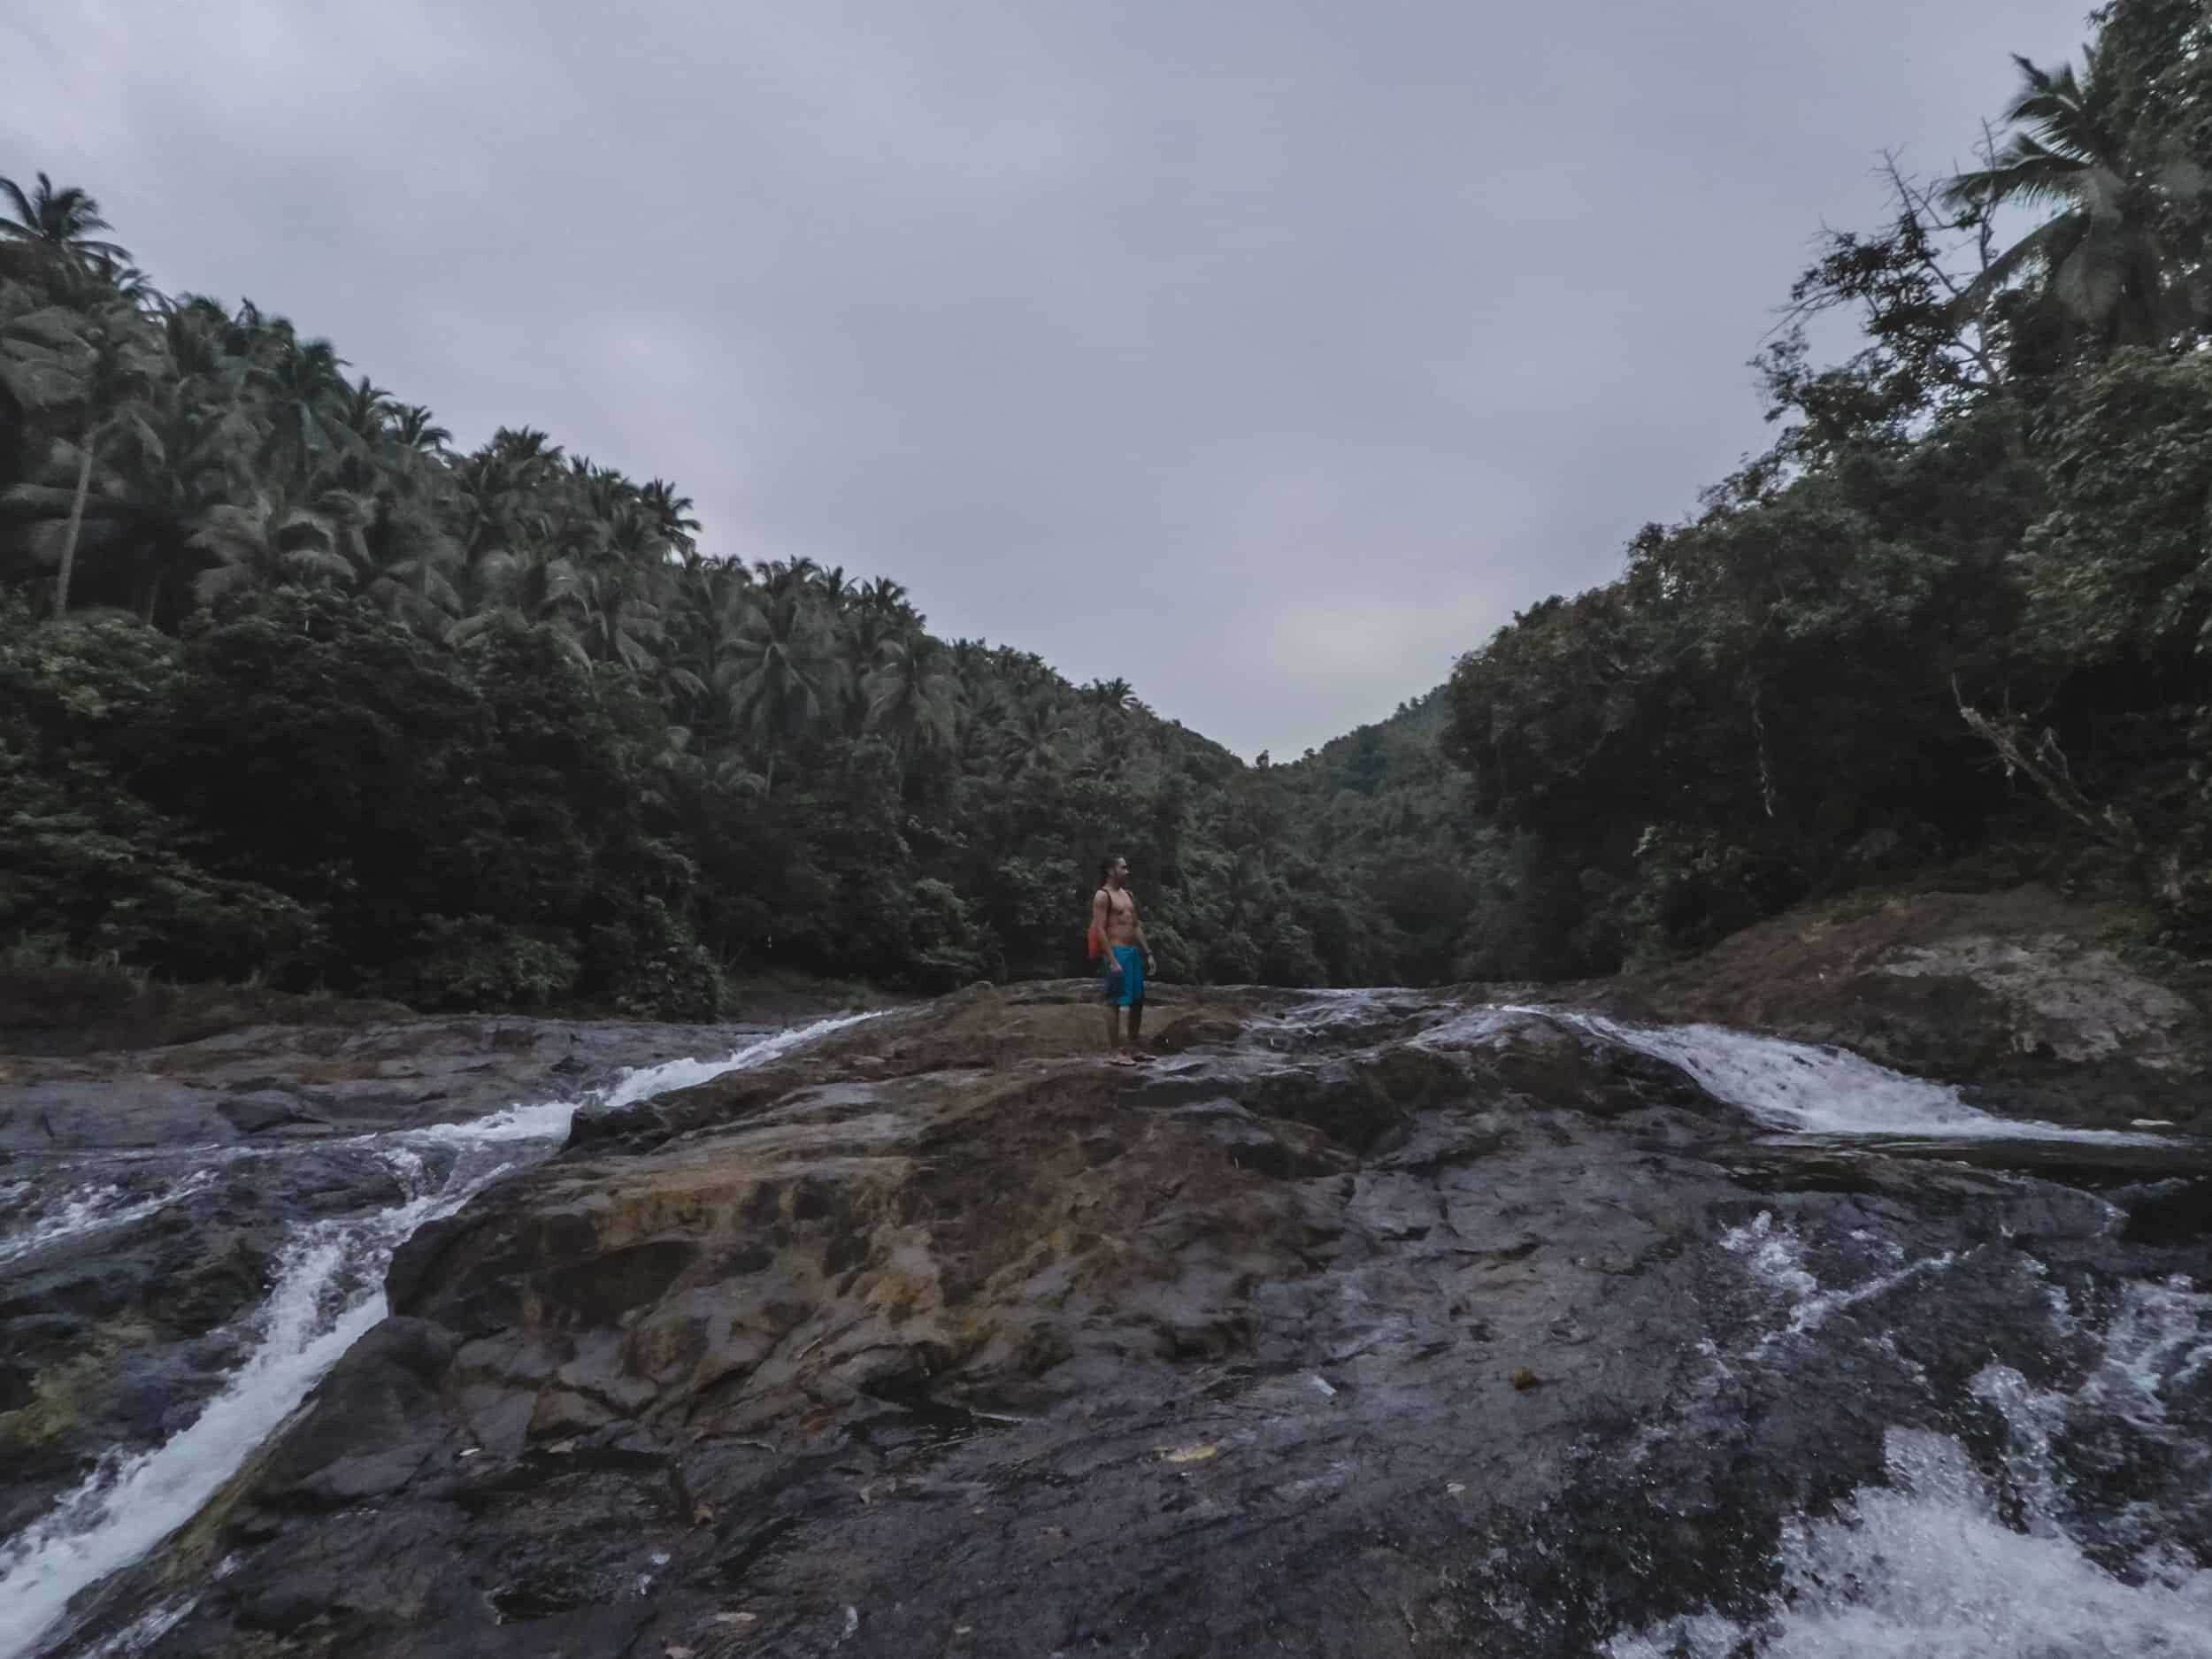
[1098,856,1121,888]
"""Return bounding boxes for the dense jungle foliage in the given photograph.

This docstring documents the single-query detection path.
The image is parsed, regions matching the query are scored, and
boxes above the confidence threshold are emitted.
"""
[1440,0,2212,978]
[0,202,1463,1014]
[4,0,2208,1014]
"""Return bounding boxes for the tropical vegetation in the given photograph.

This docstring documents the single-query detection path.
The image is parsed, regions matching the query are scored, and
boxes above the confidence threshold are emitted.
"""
[0,173,1446,1012]
[4,0,2208,1014]
[1440,0,2212,975]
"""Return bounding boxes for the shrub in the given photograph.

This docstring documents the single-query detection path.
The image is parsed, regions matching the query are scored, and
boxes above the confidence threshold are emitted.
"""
[585,897,726,1022]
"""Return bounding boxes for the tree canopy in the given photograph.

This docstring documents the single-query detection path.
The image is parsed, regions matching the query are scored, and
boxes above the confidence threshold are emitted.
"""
[6,0,2211,1012]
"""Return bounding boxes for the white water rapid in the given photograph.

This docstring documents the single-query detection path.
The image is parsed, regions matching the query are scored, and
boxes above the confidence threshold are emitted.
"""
[1614,1212,2212,1658]
[0,1172,222,1272]
[1540,1009,2168,1144]
[0,1013,876,1659]
[1593,1016,2209,1655]
[1415,996,2209,1655]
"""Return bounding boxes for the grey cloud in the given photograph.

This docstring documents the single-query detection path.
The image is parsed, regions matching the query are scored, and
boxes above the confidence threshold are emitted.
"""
[4,0,2092,756]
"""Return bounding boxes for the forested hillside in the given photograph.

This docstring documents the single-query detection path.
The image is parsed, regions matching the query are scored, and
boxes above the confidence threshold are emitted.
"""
[0,186,1463,1013]
[1438,0,2212,979]
[5,0,2208,1015]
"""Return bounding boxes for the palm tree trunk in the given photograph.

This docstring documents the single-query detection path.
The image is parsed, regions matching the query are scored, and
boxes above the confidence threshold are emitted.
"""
[55,426,95,615]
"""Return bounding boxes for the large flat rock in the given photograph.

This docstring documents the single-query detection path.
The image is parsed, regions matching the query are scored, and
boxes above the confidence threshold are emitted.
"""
[60,979,2206,1658]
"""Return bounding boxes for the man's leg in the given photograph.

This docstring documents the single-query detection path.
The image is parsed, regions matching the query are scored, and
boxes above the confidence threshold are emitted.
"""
[1103,1000,1122,1055]
[1127,996,1144,1056]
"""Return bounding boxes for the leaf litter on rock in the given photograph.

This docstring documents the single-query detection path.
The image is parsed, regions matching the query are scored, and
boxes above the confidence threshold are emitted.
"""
[1156,1442,1220,1463]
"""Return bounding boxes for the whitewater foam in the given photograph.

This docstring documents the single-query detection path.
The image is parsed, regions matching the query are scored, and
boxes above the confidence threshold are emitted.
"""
[1606,1429,2212,1659]
[0,1011,876,1659]
[0,1171,219,1271]
[1527,1009,2168,1144]
[1631,1213,2212,1658]
[596,1010,880,1111]
[1721,1210,1960,1348]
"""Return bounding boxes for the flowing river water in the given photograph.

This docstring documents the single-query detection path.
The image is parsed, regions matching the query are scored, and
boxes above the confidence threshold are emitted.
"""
[0,1014,877,1659]
[1571,1018,2212,1657]
[0,1002,2206,1657]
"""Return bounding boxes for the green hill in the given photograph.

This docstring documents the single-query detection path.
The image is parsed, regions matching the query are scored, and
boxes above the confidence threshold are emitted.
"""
[6,0,2211,1010]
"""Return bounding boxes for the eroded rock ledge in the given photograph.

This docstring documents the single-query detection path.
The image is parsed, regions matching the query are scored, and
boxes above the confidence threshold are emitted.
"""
[37,887,2211,1658]
[1606,884,2212,1132]
[72,951,2208,1659]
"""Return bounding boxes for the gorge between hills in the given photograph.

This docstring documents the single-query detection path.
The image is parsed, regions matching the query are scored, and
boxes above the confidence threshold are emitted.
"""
[7,10,2212,1648]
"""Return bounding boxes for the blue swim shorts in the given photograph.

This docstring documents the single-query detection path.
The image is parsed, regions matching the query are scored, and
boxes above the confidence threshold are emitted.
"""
[1103,944,1145,1008]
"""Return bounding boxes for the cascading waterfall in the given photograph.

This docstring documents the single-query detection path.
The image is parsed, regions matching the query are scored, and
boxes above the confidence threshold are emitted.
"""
[7,997,2200,1659]
[1583,1012,2212,1659]
[0,1012,876,1659]
[1612,1215,2212,1658]
[1508,1005,2168,1144]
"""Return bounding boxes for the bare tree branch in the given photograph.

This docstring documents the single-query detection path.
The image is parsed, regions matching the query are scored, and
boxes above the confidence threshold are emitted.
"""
[1955,680,2139,853]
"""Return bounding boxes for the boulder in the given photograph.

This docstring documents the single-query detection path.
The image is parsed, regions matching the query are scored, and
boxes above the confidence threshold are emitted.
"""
[1615,884,2212,1127]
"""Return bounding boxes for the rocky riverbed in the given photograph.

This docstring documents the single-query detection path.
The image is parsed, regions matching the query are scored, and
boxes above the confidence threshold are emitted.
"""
[2,887,2208,1658]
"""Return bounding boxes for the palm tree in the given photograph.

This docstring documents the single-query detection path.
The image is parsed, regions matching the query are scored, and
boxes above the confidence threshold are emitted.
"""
[486,426,565,486]
[333,375,396,451]
[1077,675,1140,772]
[754,557,820,605]
[0,297,169,611]
[0,173,132,271]
[949,637,995,695]
[717,587,834,791]
[469,543,580,621]
[394,404,452,455]
[361,496,466,634]
[641,478,700,554]
[450,450,558,602]
[189,487,370,604]
[838,601,902,726]
[858,577,913,623]
[6,393,252,623]
[453,546,588,667]
[999,695,1072,778]
[659,550,744,719]
[252,335,349,481]
[1083,676,1135,714]
[864,632,962,757]
[1943,43,2205,349]
[564,563,665,671]
[162,299,237,393]
[72,253,166,311]
[601,504,671,567]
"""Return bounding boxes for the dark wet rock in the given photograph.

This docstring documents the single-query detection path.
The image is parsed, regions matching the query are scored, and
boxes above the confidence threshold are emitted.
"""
[1,1013,780,1152]
[259,1318,459,1509]
[0,973,411,1060]
[218,1088,329,1134]
[0,1013,777,1557]
[21,912,2212,1659]
[1145,1013,1244,1054]
[2121,1177,2212,1246]
[44,975,2193,1659]
[0,1143,414,1539]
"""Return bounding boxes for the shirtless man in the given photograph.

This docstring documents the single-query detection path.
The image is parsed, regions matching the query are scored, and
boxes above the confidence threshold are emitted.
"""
[1091,855,1156,1064]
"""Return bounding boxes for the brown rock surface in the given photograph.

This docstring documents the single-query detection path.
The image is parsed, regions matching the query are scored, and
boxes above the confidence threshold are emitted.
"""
[21,894,2212,1659]
[1603,884,2212,1130]
[67,963,2207,1659]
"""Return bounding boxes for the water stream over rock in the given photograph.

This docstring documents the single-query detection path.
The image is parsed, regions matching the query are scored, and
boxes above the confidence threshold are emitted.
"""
[0,1015,876,1659]
[2,985,2205,1657]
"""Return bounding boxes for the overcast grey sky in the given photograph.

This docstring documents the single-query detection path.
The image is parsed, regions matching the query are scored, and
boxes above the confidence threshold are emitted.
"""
[6,0,2093,757]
